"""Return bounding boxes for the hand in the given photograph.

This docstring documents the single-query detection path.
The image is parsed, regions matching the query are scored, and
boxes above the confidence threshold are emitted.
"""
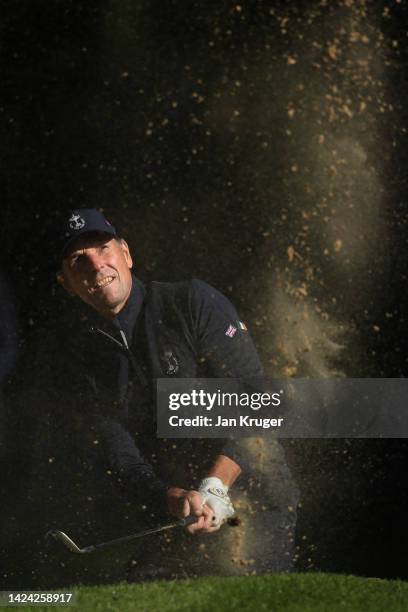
[166,487,214,534]
[198,477,235,532]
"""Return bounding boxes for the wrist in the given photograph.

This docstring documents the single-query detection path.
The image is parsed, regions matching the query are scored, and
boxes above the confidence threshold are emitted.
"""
[206,454,241,487]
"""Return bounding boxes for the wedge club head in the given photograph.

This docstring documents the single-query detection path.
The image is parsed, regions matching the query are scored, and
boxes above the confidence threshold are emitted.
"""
[46,530,94,554]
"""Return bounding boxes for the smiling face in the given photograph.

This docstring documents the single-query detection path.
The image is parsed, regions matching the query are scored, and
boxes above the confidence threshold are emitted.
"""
[57,232,133,318]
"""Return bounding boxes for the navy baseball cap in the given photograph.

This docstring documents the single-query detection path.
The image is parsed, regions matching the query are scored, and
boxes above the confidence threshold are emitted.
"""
[61,209,117,257]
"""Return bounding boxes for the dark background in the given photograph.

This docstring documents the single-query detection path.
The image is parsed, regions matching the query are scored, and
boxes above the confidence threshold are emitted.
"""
[1,0,408,587]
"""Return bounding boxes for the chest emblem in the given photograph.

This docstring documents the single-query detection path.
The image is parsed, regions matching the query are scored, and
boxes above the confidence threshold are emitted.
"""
[163,350,180,376]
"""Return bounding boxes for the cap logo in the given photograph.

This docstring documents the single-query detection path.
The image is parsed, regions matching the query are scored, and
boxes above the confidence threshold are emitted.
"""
[69,213,85,231]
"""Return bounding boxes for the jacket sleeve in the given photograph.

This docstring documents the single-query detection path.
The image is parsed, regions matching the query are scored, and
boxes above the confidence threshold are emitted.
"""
[189,279,264,378]
[95,414,169,512]
[189,279,264,469]
[77,369,170,514]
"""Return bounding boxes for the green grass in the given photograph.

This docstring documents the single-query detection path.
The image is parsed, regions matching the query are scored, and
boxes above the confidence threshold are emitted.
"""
[15,573,408,612]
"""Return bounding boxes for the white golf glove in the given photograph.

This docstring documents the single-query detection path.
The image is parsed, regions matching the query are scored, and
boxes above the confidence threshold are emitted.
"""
[198,477,235,528]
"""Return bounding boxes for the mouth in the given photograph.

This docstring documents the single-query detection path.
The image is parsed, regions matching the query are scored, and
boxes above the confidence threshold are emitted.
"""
[89,275,116,293]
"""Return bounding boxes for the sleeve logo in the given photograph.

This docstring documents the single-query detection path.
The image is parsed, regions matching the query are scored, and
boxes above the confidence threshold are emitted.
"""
[225,324,237,338]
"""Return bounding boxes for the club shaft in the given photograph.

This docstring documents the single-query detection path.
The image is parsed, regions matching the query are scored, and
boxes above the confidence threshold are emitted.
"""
[86,518,191,552]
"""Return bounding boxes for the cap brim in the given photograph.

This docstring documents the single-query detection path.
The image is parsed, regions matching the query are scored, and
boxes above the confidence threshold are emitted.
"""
[62,229,117,258]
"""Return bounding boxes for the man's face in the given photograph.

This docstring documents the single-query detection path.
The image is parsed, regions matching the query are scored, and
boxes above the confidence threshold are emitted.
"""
[57,232,133,318]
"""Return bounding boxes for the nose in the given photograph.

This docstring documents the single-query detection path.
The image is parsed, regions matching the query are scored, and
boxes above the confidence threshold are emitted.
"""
[83,248,105,272]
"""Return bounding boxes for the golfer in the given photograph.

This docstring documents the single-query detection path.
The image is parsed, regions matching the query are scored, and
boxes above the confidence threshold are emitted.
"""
[56,209,298,577]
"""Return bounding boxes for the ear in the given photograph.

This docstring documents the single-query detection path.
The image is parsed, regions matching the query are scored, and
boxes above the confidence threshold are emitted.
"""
[119,239,133,269]
[56,270,76,296]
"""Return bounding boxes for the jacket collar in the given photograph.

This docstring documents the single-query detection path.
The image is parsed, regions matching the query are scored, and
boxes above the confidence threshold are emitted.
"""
[112,275,145,342]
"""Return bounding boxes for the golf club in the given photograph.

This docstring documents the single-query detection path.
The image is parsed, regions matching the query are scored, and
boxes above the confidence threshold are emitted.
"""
[45,515,199,554]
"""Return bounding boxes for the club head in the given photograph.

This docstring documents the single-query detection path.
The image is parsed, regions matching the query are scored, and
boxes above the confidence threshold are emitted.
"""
[45,530,85,554]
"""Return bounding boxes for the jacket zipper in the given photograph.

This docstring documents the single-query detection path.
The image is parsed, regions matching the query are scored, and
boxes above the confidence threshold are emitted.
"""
[90,326,148,387]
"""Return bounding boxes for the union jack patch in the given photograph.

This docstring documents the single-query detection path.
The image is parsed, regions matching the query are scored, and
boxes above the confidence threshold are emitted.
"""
[225,324,237,338]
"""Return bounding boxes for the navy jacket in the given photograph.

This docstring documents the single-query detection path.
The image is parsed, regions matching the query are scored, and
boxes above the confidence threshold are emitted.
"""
[71,276,263,510]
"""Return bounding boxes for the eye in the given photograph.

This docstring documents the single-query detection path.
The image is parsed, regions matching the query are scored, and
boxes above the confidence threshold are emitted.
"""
[69,254,84,267]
